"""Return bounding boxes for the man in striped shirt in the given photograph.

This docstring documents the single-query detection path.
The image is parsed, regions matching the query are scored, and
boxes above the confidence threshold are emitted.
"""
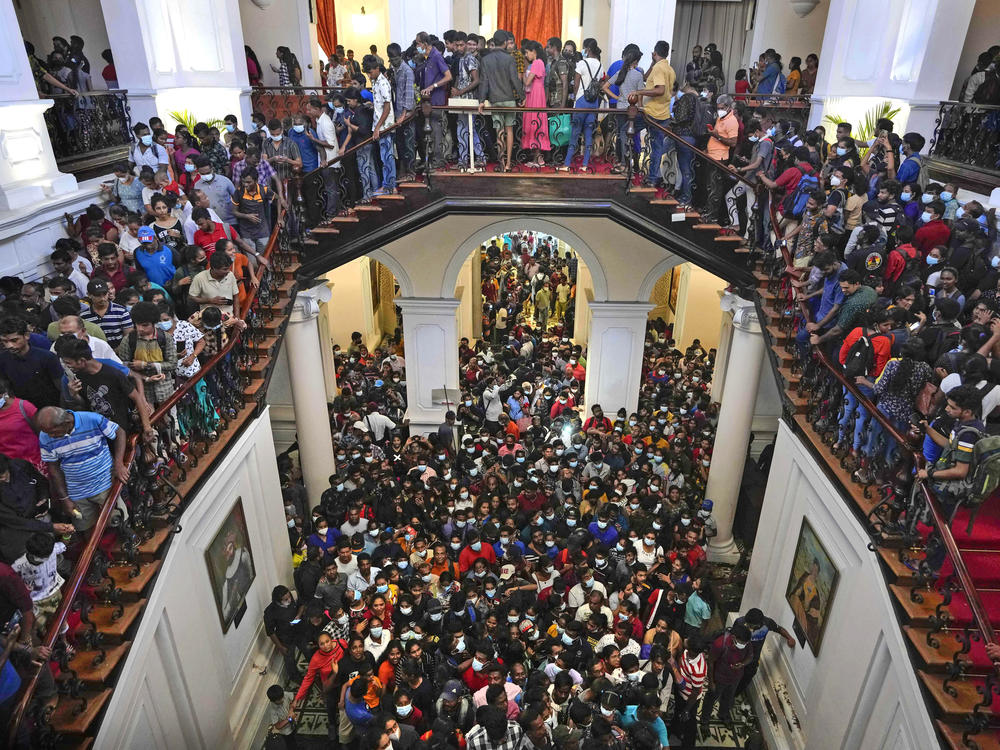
[80,279,133,348]
[37,407,129,532]
[670,636,708,748]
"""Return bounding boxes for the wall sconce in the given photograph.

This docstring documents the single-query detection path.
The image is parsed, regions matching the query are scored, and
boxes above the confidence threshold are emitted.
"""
[352,5,377,35]
[789,0,820,17]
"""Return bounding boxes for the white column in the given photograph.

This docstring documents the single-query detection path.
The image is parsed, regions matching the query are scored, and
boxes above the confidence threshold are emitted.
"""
[705,294,765,563]
[0,0,77,209]
[286,290,336,508]
[397,297,460,435]
[387,0,452,48]
[808,0,975,140]
[100,0,252,129]
[584,302,653,417]
[608,0,677,70]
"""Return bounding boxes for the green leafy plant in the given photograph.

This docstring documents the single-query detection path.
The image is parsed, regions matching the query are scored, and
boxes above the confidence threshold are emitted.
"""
[167,110,225,131]
[823,101,901,155]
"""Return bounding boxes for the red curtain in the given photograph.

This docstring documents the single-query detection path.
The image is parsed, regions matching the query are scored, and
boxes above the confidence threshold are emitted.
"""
[497,0,563,47]
[316,0,338,60]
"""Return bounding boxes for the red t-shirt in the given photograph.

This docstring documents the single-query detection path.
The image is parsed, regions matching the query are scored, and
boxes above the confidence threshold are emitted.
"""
[914,219,951,256]
[192,222,238,256]
[0,398,42,469]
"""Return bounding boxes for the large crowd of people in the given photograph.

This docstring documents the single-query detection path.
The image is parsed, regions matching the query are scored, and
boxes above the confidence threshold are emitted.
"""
[262,228,800,750]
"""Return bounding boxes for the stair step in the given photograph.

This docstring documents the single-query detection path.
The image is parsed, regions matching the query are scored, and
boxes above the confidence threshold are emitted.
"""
[73,642,132,686]
[49,688,112,736]
[244,379,266,400]
[373,193,406,200]
[276,279,296,297]
[949,550,1000,587]
[770,346,794,365]
[714,235,745,243]
[692,224,723,231]
[877,547,921,582]
[937,720,1000,750]
[649,198,679,206]
[732,246,752,254]
[889,583,945,625]
[330,215,361,223]
[777,366,801,385]
[919,671,997,721]
[766,325,790,342]
[303,238,319,246]
[112,522,172,562]
[87,599,146,640]
[252,335,280,352]
[355,204,384,212]
[308,226,340,234]
[244,358,271,376]
[630,186,657,194]
[107,560,161,596]
[905,626,998,674]
[753,270,771,284]
[396,182,425,190]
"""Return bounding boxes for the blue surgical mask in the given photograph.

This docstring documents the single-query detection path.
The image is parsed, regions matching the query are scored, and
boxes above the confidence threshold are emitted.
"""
[249,123,258,133]
[157,320,172,331]
[335,106,345,115]
[836,147,847,156]
[899,192,912,202]
[921,211,932,223]
[748,135,759,143]
[992,256,1000,269]
[921,194,933,204]
[940,191,953,202]
[956,207,966,219]
[184,163,196,173]
[271,134,283,142]
[926,255,940,265]
[376,584,388,593]
[292,124,305,133]
[140,134,153,146]
[225,123,235,133]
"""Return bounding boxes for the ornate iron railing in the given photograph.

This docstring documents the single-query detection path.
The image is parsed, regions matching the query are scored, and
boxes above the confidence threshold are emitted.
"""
[44,90,133,176]
[9,191,298,748]
[929,99,1000,173]
[250,86,345,123]
[737,93,812,125]
[767,225,1000,748]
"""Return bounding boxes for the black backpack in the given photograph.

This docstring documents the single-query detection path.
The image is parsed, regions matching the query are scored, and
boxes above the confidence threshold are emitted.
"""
[926,323,963,363]
[692,98,714,139]
[843,335,875,378]
[582,60,604,103]
[891,244,922,289]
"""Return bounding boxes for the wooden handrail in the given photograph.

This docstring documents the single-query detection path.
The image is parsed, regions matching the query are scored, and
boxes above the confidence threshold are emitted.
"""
[9,193,289,743]
[641,114,758,190]
[771,212,1000,672]
[298,110,417,180]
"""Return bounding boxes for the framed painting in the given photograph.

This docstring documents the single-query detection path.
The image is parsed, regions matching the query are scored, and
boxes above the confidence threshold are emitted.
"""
[205,498,256,633]
[785,518,839,655]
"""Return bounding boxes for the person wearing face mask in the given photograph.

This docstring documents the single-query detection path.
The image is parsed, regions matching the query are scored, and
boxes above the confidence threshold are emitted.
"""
[286,113,319,173]
[701,94,739,225]
[699,621,754,733]
[130,122,170,171]
[914,199,951,255]
[263,585,303,682]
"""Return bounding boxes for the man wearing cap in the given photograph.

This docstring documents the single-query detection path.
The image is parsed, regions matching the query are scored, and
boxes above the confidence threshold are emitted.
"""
[435,678,475,733]
[188,251,239,315]
[133,226,176,288]
[731,607,795,695]
[80,279,132,348]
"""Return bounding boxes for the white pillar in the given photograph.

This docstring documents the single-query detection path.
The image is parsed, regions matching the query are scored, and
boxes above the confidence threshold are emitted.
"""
[608,0,677,71]
[808,0,975,140]
[584,302,653,417]
[286,290,336,508]
[0,0,77,209]
[387,0,452,48]
[705,294,765,563]
[100,0,252,129]
[397,297,460,436]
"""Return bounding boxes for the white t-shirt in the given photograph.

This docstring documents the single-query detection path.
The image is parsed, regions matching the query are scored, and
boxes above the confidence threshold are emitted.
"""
[633,539,663,567]
[574,58,602,101]
[316,112,340,165]
[13,542,66,600]
[51,335,122,365]
[132,143,170,171]
[941,377,1000,420]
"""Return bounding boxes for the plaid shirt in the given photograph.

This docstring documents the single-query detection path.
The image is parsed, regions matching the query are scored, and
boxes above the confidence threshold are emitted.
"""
[231,158,277,188]
[392,63,415,116]
[467,721,525,750]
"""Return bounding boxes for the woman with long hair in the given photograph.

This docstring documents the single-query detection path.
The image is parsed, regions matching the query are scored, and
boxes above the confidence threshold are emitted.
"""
[786,56,802,95]
[520,40,550,168]
[244,45,262,87]
[602,47,643,173]
[557,38,603,173]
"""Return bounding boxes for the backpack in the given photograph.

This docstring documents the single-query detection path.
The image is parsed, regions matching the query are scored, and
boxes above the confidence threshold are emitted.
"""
[973,69,1000,106]
[582,60,604,104]
[782,167,819,219]
[926,323,962,364]
[772,73,787,94]
[692,99,714,138]
[890,244,922,288]
[967,435,1000,511]
[126,329,170,362]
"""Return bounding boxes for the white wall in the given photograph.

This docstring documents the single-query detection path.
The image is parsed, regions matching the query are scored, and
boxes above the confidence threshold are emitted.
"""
[97,410,290,750]
[14,0,112,89]
[239,0,318,87]
[949,0,1000,99]
[670,263,726,351]
[748,0,829,70]
[0,176,106,280]
[324,256,379,350]
[742,421,938,750]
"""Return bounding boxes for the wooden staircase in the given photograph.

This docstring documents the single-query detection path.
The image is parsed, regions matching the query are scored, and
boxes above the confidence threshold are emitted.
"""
[755,263,1000,750]
[34,255,301,748]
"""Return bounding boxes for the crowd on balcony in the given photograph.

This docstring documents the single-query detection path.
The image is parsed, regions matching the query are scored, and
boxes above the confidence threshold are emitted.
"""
[263,229,794,749]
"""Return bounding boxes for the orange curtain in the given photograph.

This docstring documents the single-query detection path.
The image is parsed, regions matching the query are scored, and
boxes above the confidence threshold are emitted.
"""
[497,0,563,47]
[316,0,338,60]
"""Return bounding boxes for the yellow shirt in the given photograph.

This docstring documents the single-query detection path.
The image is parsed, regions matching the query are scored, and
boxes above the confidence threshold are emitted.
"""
[643,59,677,121]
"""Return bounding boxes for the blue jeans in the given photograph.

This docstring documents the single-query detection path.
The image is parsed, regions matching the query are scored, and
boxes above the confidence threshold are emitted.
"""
[357,144,377,199]
[395,118,416,174]
[863,412,905,465]
[676,134,696,204]
[838,384,874,450]
[565,97,599,168]
[456,113,485,165]
[647,115,675,184]
[377,133,396,190]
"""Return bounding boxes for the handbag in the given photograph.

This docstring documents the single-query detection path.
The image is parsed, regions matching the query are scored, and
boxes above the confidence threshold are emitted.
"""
[549,114,571,147]
[916,381,940,417]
